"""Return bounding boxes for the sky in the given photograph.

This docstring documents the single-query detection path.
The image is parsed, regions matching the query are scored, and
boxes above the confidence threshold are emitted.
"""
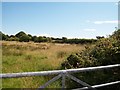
[2,2,119,39]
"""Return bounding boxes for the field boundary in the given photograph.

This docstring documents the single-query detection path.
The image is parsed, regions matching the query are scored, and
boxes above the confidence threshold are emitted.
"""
[1,64,120,89]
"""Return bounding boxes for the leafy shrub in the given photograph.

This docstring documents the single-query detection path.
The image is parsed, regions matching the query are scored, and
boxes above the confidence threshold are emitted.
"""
[61,29,120,69]
[15,31,26,38]
[0,31,9,40]
[7,37,19,41]
[19,35,31,42]
[15,31,31,42]
[61,29,120,89]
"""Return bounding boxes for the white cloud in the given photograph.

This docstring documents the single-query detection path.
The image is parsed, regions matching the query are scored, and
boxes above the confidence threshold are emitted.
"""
[83,28,96,32]
[94,20,118,24]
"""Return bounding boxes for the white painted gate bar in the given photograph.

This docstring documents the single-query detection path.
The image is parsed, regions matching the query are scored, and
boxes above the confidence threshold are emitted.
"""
[1,64,120,89]
[73,81,120,90]
[1,64,120,78]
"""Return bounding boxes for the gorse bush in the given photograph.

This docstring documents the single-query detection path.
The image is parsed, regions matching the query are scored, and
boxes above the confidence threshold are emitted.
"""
[61,29,120,69]
[61,29,120,89]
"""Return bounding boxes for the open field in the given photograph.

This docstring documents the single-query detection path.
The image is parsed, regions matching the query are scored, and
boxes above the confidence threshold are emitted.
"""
[1,41,85,88]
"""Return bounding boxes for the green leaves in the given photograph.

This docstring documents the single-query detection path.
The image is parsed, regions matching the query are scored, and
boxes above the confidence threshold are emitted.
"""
[61,29,120,89]
[61,29,120,68]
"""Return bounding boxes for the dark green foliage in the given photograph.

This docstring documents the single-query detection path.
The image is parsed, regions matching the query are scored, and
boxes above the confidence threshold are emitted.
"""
[0,31,9,40]
[96,36,104,39]
[34,36,48,43]
[19,34,31,42]
[7,37,19,41]
[61,29,120,89]
[54,38,97,44]
[62,29,120,69]
[1,31,97,44]
[61,54,80,69]
[38,36,47,42]
[64,38,97,44]
[28,34,33,41]
[6,35,19,41]
[15,31,26,38]
[62,37,67,42]
[47,37,52,42]
[64,69,120,89]
[15,31,31,42]
[31,36,37,42]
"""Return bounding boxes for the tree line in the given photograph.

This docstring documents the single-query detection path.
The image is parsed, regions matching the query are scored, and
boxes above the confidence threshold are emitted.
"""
[0,31,104,44]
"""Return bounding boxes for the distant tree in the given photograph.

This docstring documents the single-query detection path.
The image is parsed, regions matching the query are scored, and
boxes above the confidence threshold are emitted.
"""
[62,37,67,43]
[51,37,55,40]
[15,31,31,42]
[47,37,52,42]
[10,35,15,38]
[0,31,9,40]
[19,34,31,42]
[28,34,32,41]
[15,31,26,38]
[0,31,2,40]
[32,36,38,42]
[37,36,43,42]
[37,36,47,42]
[7,37,19,41]
[43,36,47,38]
[96,36,104,39]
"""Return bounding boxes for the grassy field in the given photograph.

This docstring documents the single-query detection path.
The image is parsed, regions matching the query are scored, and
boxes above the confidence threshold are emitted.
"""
[1,41,85,88]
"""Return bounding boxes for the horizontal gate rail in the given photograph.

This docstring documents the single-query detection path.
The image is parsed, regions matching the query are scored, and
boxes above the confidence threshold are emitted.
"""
[1,64,120,78]
[73,81,120,90]
[1,64,120,89]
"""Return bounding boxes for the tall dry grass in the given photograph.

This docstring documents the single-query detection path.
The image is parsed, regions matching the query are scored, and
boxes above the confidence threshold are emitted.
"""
[2,41,85,88]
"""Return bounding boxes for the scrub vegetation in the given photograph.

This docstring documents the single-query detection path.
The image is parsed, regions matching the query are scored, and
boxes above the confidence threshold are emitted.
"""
[1,29,120,89]
[61,29,120,89]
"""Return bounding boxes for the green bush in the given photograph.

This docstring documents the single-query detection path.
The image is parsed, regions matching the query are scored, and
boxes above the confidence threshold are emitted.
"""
[15,31,26,38]
[61,29,120,89]
[7,37,19,41]
[0,31,9,40]
[19,35,31,42]
[61,29,120,69]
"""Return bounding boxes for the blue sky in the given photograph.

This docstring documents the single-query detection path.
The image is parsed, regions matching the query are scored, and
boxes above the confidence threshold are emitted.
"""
[2,2,118,38]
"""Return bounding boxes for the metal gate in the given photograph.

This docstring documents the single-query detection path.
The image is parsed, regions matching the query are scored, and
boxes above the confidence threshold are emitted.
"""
[1,64,120,90]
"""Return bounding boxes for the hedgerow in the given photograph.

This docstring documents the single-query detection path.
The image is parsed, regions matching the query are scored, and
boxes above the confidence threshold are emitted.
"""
[61,29,120,89]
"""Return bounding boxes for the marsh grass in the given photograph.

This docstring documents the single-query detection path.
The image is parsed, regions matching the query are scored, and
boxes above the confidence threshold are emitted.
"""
[2,41,85,88]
